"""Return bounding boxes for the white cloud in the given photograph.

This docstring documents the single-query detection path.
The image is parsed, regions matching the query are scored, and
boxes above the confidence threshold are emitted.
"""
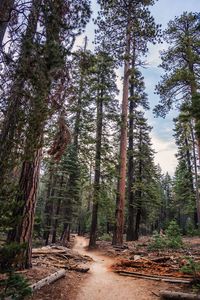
[146,42,168,68]
[151,133,177,176]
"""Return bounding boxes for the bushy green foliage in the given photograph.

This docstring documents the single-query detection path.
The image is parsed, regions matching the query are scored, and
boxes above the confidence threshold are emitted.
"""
[0,243,27,272]
[181,257,200,290]
[0,272,32,300]
[148,221,183,250]
[99,233,112,242]
[185,219,199,237]
[165,221,183,249]
[181,257,200,277]
[148,231,167,250]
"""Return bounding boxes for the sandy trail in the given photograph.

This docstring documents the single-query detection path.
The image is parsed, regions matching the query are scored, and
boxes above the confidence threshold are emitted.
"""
[73,236,168,300]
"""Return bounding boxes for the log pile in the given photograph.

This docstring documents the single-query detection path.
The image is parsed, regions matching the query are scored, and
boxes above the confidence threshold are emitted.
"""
[32,245,92,273]
[112,256,194,283]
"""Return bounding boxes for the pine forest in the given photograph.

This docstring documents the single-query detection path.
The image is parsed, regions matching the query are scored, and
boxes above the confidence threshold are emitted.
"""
[0,1,200,299]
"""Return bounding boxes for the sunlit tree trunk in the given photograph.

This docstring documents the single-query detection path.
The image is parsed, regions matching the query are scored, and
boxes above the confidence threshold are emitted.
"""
[113,21,131,245]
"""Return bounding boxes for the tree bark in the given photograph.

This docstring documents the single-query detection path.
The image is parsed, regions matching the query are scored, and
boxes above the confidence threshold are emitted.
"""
[127,49,136,241]
[52,175,64,244]
[0,0,15,47]
[190,120,200,229]
[0,0,41,186]
[43,173,57,246]
[160,290,200,300]
[89,70,103,248]
[134,127,142,240]
[113,21,131,246]
[185,33,200,227]
[7,148,42,269]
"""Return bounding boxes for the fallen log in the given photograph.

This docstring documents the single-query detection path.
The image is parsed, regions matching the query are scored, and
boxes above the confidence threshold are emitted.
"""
[116,271,191,284]
[30,269,66,292]
[150,257,171,263]
[70,265,90,273]
[160,290,200,300]
[5,270,66,300]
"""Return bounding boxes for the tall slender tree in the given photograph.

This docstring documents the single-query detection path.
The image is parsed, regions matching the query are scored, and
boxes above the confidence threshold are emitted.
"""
[89,51,118,248]
[96,0,160,245]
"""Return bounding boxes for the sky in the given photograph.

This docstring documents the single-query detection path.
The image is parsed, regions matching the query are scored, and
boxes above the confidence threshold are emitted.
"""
[75,0,200,176]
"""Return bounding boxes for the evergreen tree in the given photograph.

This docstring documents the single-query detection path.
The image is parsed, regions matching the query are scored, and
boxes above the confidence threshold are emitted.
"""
[173,113,198,229]
[96,0,160,245]
[0,0,91,269]
[129,112,161,239]
[89,50,119,248]
[154,12,200,163]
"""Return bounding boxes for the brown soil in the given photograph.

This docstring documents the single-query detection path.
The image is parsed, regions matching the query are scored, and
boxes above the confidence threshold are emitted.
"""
[28,235,200,299]
[74,236,180,300]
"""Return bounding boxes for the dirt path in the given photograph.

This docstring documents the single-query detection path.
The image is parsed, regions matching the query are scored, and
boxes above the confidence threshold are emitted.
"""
[73,236,170,300]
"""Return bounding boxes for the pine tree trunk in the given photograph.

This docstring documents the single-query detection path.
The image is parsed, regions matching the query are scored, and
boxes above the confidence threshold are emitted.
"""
[190,121,200,229]
[134,128,142,241]
[0,0,15,47]
[113,21,131,246]
[61,223,70,246]
[127,52,136,242]
[134,204,141,241]
[52,176,63,244]
[7,148,42,269]
[0,0,41,186]
[89,77,103,249]
[186,39,200,226]
[43,174,57,246]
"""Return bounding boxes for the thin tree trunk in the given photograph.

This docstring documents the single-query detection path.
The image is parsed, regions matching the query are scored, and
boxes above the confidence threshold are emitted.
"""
[62,38,88,234]
[190,120,200,229]
[52,175,64,244]
[113,21,131,245]
[134,127,142,241]
[134,203,141,241]
[185,37,200,226]
[61,223,70,246]
[0,0,15,47]
[43,174,57,246]
[89,72,103,249]
[127,49,136,241]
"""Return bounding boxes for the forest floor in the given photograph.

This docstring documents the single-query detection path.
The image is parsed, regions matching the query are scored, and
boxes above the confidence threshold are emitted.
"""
[29,235,198,300]
[1,235,196,299]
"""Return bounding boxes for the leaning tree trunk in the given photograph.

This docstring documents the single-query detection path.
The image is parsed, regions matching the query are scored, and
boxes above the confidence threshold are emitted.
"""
[0,0,15,47]
[89,83,103,249]
[0,0,41,186]
[113,21,131,246]
[7,148,42,268]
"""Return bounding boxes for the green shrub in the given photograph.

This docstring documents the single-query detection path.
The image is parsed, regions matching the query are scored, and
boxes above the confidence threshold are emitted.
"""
[165,221,183,249]
[148,231,167,250]
[0,243,27,272]
[99,233,112,242]
[0,272,32,300]
[148,221,183,250]
[181,257,200,290]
